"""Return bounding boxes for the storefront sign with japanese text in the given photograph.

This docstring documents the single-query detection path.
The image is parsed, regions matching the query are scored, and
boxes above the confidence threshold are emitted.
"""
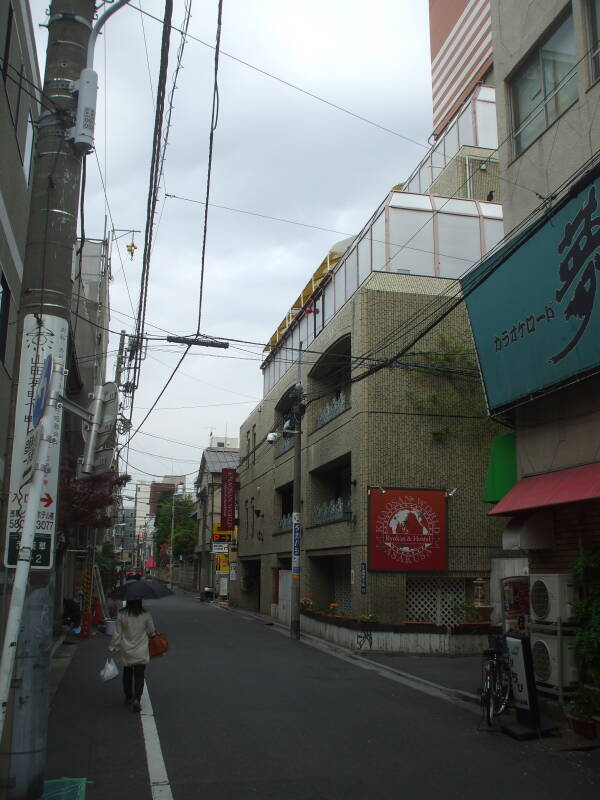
[464,172,600,412]
[4,314,68,570]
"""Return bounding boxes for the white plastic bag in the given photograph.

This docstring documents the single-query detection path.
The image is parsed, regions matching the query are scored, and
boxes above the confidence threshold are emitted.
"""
[100,658,119,682]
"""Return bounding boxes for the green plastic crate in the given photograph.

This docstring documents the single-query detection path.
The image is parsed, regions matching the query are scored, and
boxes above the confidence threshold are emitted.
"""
[43,778,87,799]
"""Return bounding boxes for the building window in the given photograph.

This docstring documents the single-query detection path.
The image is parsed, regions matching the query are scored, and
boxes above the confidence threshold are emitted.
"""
[252,425,256,464]
[0,275,11,363]
[511,11,578,157]
[590,0,600,82]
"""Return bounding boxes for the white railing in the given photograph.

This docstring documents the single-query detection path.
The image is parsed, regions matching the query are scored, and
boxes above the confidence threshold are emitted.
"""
[278,514,293,532]
[314,391,350,430]
[311,497,351,526]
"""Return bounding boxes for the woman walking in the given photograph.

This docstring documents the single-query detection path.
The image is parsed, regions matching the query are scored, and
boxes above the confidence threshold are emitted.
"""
[107,599,156,712]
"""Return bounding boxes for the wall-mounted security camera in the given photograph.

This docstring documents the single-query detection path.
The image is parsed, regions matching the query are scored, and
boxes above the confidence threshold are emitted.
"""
[266,432,280,444]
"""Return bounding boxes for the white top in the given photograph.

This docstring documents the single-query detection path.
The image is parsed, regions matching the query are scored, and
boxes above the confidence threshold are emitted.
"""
[109,609,156,666]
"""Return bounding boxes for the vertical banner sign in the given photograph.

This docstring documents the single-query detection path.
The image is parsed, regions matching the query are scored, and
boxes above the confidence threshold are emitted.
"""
[368,488,447,571]
[221,468,236,531]
[292,512,301,576]
[4,314,68,570]
[360,562,367,594]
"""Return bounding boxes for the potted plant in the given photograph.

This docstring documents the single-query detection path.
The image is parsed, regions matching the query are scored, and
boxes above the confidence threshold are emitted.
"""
[566,686,600,739]
[571,551,600,686]
[567,551,600,737]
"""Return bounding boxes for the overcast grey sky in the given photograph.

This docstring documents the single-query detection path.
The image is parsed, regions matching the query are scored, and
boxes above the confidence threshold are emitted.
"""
[30,0,433,491]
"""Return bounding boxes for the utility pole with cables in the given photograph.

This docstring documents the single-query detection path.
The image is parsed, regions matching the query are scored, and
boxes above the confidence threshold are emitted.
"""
[0,2,133,796]
[0,6,94,795]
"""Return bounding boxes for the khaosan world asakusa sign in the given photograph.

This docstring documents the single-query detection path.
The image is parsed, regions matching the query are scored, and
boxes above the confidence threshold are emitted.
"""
[220,468,237,531]
[463,172,600,413]
[368,488,447,571]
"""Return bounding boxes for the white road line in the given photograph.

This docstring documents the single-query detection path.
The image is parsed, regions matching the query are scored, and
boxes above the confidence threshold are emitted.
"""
[140,685,174,800]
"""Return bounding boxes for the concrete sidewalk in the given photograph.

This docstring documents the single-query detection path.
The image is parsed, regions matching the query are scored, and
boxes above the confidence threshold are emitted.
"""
[45,630,151,799]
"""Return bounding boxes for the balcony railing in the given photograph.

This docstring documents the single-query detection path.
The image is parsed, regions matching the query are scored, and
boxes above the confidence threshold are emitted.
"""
[311,497,352,526]
[277,436,295,456]
[314,391,350,431]
[278,514,293,532]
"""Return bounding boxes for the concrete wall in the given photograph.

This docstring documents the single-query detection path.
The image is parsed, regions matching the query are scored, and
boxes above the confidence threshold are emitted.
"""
[491,0,600,232]
[300,613,491,655]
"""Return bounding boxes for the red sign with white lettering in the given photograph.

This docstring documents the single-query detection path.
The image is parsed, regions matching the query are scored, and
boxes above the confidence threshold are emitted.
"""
[368,488,447,571]
[221,468,237,531]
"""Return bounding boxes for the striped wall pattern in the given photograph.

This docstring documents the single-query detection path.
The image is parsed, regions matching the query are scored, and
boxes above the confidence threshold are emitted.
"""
[430,0,493,135]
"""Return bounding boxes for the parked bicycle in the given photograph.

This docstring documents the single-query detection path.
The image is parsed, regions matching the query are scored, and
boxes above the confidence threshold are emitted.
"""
[480,635,512,726]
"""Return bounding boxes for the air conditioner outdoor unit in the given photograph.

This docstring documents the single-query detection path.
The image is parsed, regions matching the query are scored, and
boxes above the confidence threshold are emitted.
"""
[529,573,575,623]
[530,631,578,689]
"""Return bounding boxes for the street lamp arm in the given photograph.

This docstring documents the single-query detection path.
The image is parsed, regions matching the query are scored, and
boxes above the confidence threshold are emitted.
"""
[87,0,133,69]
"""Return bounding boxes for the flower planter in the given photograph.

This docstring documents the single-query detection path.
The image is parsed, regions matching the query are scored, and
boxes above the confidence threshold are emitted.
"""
[566,714,598,740]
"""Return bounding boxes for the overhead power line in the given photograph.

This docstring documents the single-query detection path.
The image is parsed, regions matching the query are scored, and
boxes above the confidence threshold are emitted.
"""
[127,3,429,149]
[120,0,225,453]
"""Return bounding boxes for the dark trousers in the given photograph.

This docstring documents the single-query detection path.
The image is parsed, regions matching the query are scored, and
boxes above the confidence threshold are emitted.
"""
[123,664,146,701]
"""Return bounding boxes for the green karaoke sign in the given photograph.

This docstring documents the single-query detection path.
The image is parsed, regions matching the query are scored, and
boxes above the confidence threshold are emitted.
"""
[464,172,600,413]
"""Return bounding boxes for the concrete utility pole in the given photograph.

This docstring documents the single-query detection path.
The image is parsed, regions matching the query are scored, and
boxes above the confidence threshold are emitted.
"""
[1,2,133,795]
[2,5,95,796]
[290,347,304,641]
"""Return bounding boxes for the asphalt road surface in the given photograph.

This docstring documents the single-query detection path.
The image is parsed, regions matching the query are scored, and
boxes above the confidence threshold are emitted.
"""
[47,590,600,799]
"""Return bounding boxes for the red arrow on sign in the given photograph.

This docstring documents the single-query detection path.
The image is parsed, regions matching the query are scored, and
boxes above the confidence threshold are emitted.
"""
[41,493,53,508]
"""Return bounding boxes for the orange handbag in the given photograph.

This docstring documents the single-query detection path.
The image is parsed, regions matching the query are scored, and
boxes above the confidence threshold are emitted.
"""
[149,633,168,658]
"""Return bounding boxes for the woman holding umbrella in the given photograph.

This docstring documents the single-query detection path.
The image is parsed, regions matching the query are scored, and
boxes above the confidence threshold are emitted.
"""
[107,578,171,712]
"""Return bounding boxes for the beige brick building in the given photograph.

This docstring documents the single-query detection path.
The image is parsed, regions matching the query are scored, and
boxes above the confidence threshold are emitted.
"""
[233,245,506,626]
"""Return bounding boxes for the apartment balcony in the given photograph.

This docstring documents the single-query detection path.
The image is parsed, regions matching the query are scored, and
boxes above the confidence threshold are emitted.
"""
[311,497,352,527]
[278,513,293,532]
[314,391,351,431]
[277,436,295,456]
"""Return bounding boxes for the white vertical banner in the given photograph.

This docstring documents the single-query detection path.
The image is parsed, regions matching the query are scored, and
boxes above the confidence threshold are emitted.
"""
[4,314,68,570]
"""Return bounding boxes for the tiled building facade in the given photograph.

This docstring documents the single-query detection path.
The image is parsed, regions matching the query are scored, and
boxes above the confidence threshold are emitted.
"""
[234,269,506,626]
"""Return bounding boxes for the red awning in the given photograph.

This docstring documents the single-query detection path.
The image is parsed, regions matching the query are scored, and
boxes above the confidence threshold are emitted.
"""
[489,461,600,516]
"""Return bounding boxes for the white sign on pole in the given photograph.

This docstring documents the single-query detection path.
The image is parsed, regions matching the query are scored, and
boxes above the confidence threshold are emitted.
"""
[212,542,229,554]
[4,314,68,570]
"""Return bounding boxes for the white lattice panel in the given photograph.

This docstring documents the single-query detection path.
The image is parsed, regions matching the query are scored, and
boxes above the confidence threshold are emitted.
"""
[406,578,466,625]
[334,558,352,614]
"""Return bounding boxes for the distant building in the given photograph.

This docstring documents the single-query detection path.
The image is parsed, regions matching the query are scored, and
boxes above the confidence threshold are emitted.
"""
[209,435,239,449]
[194,447,240,595]
[429,0,494,137]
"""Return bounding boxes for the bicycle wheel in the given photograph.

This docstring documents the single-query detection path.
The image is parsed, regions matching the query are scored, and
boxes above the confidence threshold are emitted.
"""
[492,661,511,716]
[482,663,494,726]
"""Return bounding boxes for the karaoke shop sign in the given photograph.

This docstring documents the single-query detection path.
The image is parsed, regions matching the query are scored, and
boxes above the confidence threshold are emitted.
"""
[368,488,447,571]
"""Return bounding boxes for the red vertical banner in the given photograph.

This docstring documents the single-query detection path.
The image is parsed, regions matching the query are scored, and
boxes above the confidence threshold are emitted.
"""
[368,488,447,571]
[221,468,237,531]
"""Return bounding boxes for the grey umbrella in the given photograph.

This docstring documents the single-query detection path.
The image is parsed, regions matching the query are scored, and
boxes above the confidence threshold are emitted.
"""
[109,579,173,601]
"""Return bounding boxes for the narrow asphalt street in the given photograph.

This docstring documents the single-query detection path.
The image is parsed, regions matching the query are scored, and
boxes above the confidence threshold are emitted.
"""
[47,590,599,799]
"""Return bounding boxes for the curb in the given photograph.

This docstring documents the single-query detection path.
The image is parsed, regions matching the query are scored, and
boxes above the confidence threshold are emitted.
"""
[50,631,67,659]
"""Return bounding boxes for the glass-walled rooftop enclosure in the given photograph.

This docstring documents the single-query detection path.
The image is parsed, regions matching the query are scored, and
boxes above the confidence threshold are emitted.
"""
[262,191,503,397]
[403,86,497,195]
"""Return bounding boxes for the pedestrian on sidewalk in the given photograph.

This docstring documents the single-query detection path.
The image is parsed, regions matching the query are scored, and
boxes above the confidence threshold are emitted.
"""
[107,599,156,712]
